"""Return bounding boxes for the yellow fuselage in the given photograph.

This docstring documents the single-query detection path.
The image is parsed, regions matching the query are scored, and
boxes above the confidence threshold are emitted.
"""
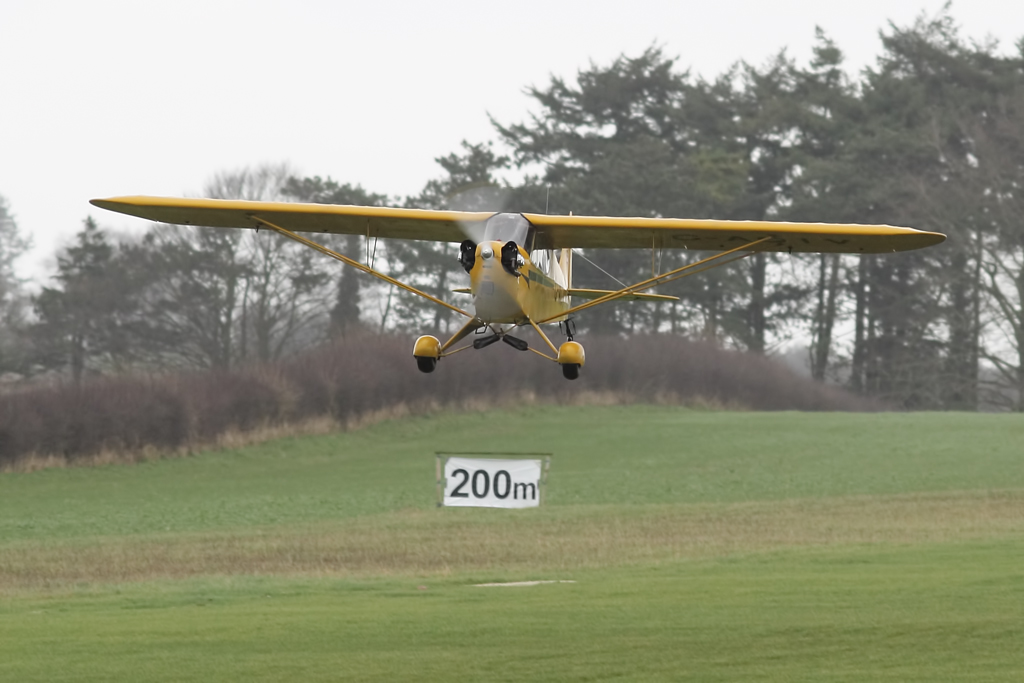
[469,241,569,324]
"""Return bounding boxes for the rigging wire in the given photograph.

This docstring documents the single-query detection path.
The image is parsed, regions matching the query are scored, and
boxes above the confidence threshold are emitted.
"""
[571,248,629,288]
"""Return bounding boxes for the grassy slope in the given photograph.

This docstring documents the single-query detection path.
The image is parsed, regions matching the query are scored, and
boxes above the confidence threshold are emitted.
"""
[3,407,1023,540]
[1,406,1023,681]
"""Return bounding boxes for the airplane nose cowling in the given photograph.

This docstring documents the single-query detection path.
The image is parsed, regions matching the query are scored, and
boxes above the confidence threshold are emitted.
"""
[473,241,522,323]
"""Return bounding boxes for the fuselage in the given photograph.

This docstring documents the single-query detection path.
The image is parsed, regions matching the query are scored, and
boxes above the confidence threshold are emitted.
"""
[469,241,569,324]
[459,212,572,325]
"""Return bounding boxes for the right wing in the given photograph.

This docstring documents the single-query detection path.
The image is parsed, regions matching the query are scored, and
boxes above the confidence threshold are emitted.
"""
[90,196,492,243]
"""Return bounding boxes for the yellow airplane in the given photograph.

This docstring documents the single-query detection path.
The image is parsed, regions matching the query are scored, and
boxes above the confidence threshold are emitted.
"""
[91,196,945,379]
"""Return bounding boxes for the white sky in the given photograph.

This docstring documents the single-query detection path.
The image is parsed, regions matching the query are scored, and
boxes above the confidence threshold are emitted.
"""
[2,0,1022,282]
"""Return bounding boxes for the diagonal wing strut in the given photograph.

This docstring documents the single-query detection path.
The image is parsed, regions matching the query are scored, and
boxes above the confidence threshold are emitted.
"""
[250,215,473,319]
[535,237,771,324]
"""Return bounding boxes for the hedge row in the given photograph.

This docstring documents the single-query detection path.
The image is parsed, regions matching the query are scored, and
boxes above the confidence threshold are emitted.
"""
[0,334,873,466]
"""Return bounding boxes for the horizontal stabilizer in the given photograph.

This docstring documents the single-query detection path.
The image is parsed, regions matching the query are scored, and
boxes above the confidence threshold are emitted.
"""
[567,288,678,303]
[453,287,676,303]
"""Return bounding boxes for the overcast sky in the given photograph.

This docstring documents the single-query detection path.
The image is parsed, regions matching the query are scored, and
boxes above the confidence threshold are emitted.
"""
[2,0,1022,280]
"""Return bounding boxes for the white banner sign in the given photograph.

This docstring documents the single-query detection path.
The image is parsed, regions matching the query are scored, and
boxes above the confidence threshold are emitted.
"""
[442,457,543,508]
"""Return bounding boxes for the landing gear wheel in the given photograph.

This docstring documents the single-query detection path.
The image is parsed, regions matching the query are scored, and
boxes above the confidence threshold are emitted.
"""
[556,341,584,381]
[416,356,438,373]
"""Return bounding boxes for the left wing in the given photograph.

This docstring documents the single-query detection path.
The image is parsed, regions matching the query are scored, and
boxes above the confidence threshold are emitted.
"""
[523,213,945,254]
[90,196,491,243]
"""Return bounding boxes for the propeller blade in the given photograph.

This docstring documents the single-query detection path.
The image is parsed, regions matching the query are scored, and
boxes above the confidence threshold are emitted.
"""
[444,184,510,244]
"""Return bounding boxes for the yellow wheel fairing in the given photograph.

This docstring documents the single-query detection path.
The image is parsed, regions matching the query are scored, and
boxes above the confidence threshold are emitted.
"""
[557,341,586,367]
[413,335,441,359]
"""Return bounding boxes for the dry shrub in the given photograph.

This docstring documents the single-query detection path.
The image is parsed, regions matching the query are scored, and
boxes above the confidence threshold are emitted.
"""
[0,334,875,469]
[0,378,189,463]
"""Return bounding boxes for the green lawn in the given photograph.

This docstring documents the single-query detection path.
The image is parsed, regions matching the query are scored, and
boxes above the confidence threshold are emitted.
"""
[1,407,1022,681]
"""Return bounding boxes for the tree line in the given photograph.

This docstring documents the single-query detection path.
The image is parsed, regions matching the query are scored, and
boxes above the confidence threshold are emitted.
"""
[1,11,1023,410]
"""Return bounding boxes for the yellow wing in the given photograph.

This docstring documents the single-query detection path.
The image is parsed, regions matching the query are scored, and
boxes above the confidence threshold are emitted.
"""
[89,196,492,243]
[523,213,945,254]
[90,196,945,254]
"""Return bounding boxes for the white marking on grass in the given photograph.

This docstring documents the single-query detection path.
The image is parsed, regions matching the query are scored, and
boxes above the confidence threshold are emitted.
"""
[473,580,577,587]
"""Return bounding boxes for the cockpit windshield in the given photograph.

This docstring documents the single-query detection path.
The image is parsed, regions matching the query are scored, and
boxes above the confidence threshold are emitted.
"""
[483,213,531,250]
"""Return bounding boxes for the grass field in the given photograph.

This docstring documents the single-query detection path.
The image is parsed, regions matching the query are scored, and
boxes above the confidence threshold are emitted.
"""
[1,406,1023,681]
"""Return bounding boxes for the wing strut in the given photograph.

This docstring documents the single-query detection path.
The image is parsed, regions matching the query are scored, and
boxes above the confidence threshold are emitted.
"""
[440,318,486,353]
[535,237,771,324]
[251,215,472,319]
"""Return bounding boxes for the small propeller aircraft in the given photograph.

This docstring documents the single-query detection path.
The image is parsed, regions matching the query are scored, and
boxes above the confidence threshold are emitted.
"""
[91,196,945,379]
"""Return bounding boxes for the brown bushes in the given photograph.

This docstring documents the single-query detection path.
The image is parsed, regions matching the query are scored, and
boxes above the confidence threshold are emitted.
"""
[0,334,874,468]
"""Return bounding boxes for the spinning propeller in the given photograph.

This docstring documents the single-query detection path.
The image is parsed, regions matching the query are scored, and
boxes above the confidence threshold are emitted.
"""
[443,183,510,244]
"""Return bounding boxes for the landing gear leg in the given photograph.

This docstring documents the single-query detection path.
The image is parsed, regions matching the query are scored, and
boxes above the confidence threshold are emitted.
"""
[412,320,486,373]
[526,317,586,381]
[559,318,577,342]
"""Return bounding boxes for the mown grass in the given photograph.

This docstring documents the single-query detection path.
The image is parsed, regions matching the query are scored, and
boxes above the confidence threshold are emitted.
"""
[2,542,1022,682]
[2,491,1022,589]
[1,406,1023,680]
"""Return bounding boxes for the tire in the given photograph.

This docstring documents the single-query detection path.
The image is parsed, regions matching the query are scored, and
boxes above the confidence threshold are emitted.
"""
[561,363,580,380]
[416,356,438,373]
